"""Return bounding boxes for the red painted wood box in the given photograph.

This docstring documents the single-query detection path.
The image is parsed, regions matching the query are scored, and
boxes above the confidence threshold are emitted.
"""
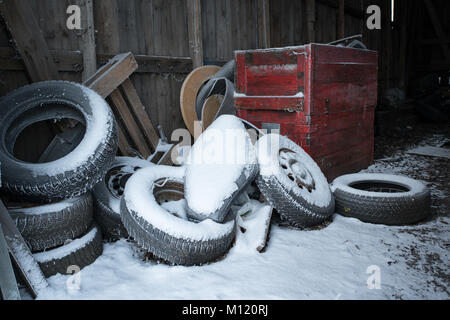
[234,43,378,181]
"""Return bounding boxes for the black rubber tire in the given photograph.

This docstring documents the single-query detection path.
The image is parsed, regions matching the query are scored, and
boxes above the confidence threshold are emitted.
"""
[0,81,118,203]
[93,157,154,241]
[120,166,236,266]
[33,224,103,278]
[331,173,431,225]
[255,134,335,228]
[8,193,93,252]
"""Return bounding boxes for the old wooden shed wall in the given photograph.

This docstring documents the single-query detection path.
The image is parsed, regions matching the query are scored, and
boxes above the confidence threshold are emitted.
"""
[0,0,380,151]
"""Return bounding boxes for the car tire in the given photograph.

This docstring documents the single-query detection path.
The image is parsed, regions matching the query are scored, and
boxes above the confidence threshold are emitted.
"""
[255,134,335,228]
[0,81,118,202]
[121,166,236,266]
[331,173,431,225]
[33,224,103,278]
[93,157,154,241]
[8,193,93,252]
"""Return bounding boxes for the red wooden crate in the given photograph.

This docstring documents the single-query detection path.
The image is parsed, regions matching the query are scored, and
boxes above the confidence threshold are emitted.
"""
[234,43,378,181]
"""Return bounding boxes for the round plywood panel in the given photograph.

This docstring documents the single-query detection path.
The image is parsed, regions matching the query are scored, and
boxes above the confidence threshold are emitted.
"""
[180,65,220,136]
[201,94,224,131]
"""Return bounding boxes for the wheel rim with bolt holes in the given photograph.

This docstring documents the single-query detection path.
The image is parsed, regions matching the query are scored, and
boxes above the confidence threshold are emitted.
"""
[279,148,316,193]
[106,165,143,198]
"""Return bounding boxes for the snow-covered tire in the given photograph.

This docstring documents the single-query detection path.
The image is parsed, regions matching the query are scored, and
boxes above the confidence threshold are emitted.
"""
[0,81,118,203]
[120,166,236,266]
[186,165,258,223]
[185,115,258,223]
[33,224,103,278]
[93,157,154,240]
[331,173,431,225]
[256,134,335,228]
[8,193,93,252]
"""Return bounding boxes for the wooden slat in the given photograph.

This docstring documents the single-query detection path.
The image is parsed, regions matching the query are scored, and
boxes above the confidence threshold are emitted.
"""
[80,0,97,81]
[84,52,138,98]
[338,0,345,39]
[306,0,316,43]
[120,78,160,150]
[187,0,203,68]
[257,0,271,48]
[117,124,130,157]
[0,0,58,81]
[109,89,151,158]
[0,48,192,74]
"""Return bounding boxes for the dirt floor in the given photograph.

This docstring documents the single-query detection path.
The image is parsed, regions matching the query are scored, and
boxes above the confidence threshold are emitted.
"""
[372,106,449,296]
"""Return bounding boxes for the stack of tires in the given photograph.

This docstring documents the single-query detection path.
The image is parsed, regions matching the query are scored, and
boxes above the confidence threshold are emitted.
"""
[0,81,118,277]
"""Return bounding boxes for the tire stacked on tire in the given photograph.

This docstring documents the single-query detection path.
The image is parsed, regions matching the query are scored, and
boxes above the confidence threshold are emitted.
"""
[0,81,119,277]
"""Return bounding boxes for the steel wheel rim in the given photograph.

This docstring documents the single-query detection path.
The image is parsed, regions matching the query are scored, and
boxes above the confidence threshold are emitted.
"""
[279,148,316,193]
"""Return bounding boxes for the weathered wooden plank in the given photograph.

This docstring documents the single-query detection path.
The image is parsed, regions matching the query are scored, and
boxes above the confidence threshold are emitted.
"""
[79,0,97,80]
[306,0,316,43]
[187,0,203,68]
[0,0,59,81]
[109,89,151,158]
[84,52,138,98]
[120,78,160,150]
[0,48,192,73]
[257,0,271,48]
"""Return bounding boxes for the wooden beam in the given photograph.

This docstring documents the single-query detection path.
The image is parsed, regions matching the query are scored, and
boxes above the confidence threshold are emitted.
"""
[109,89,151,158]
[0,0,58,81]
[120,78,160,150]
[97,54,193,74]
[79,0,97,81]
[187,0,203,68]
[0,48,193,74]
[338,0,345,39]
[306,0,316,43]
[423,0,450,60]
[257,0,271,48]
[84,52,138,98]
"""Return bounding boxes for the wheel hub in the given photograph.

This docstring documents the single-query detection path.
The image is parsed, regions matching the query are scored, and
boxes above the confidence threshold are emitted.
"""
[106,165,142,198]
[279,148,315,193]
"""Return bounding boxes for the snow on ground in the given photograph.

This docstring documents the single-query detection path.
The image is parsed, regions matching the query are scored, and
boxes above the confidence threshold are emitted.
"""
[33,134,449,300]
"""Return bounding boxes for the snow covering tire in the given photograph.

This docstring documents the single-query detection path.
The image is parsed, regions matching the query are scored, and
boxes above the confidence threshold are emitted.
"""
[0,81,118,203]
[186,164,258,223]
[121,166,236,266]
[93,157,154,241]
[34,224,103,278]
[256,134,335,228]
[331,173,431,225]
[8,193,93,252]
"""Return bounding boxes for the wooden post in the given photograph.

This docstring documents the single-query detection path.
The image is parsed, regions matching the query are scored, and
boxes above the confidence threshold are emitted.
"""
[338,0,345,39]
[257,0,271,48]
[0,0,59,81]
[80,0,97,81]
[423,0,450,60]
[306,0,316,43]
[187,0,203,68]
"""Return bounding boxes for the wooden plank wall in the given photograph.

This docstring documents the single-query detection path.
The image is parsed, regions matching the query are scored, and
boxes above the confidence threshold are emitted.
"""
[0,0,381,148]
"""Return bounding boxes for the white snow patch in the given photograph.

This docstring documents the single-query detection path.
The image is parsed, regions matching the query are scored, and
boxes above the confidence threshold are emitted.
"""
[123,165,234,241]
[160,199,188,220]
[185,115,257,217]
